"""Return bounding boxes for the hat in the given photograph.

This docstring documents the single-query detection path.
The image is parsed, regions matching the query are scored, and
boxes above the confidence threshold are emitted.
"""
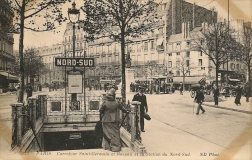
[107,88,116,96]
[144,113,151,120]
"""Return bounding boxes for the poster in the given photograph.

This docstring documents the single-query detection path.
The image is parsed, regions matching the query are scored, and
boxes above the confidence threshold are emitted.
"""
[68,70,83,94]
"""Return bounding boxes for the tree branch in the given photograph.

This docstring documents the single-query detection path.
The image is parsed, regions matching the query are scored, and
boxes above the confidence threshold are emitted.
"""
[24,3,50,19]
[14,0,22,9]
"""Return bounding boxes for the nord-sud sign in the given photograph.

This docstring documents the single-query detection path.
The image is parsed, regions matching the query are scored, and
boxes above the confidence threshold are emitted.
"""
[55,58,94,67]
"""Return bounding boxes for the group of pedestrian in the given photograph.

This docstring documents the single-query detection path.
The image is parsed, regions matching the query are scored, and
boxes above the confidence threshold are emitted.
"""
[194,82,251,115]
[98,85,149,152]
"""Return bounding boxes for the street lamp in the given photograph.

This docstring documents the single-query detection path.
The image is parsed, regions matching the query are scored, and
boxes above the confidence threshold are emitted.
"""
[68,2,80,102]
[68,1,80,61]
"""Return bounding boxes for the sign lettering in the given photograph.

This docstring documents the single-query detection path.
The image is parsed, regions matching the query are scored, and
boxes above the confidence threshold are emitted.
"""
[55,58,94,67]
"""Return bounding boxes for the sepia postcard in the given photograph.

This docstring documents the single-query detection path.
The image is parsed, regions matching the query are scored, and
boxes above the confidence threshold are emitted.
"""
[0,0,251,160]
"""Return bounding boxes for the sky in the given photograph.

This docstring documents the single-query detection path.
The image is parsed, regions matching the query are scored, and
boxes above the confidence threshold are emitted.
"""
[13,0,252,51]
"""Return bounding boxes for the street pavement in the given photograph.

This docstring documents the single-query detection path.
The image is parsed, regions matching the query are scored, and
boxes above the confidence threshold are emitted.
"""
[0,89,251,160]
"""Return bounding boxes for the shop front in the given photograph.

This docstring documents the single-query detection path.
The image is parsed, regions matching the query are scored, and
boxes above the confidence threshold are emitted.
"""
[0,71,19,93]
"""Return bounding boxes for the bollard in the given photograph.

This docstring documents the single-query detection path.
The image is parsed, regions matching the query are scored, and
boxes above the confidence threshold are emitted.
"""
[37,95,42,119]
[130,101,141,143]
[11,103,23,147]
[42,95,47,117]
[29,97,37,129]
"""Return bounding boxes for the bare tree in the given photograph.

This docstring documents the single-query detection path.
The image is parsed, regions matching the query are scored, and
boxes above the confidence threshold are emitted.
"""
[241,32,252,83]
[173,56,196,92]
[190,22,241,87]
[8,0,68,102]
[81,0,160,102]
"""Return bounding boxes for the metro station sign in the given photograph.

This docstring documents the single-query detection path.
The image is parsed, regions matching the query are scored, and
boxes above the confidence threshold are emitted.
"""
[55,58,94,67]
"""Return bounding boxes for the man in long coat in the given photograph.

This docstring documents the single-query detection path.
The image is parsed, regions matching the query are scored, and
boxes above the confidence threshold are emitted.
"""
[132,86,148,132]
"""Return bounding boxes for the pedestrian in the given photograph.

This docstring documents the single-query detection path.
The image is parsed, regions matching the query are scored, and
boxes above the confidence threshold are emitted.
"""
[213,85,219,106]
[244,83,250,102]
[194,87,205,115]
[132,85,148,132]
[16,86,21,103]
[234,86,242,105]
[99,88,129,152]
[179,84,183,95]
[26,83,33,100]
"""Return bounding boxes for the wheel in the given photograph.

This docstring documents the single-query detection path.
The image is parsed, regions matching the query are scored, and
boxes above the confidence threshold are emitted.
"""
[190,90,195,98]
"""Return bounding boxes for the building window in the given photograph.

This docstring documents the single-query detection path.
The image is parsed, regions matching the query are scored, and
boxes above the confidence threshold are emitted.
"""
[200,39,204,45]
[176,43,180,50]
[131,43,135,53]
[168,53,172,56]
[144,42,148,51]
[186,60,190,67]
[236,64,239,70]
[150,41,154,50]
[90,47,93,54]
[199,51,203,57]
[137,42,141,52]
[186,51,190,57]
[176,52,180,56]
[176,71,180,76]
[96,46,99,53]
[186,41,190,47]
[159,27,163,35]
[198,59,202,66]
[168,61,172,68]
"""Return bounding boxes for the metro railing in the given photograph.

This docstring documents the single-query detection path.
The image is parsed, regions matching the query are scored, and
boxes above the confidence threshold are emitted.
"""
[11,93,145,153]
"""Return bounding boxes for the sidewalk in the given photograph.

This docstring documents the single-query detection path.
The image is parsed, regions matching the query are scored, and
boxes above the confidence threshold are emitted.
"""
[203,96,252,114]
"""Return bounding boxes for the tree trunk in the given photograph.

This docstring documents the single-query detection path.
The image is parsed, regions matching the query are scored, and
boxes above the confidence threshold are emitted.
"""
[18,0,25,103]
[121,30,126,103]
[215,33,219,88]
[183,75,185,92]
[248,63,251,84]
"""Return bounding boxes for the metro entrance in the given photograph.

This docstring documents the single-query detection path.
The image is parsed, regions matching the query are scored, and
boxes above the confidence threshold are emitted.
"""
[44,131,100,151]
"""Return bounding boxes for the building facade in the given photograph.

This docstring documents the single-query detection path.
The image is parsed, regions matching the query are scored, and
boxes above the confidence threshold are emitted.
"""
[37,44,65,86]
[37,0,217,87]
[0,0,17,92]
[85,0,217,81]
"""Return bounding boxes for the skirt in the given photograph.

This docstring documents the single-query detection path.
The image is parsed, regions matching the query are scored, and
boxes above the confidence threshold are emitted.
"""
[102,122,121,152]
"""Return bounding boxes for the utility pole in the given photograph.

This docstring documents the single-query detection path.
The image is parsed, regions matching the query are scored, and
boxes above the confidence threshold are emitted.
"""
[227,0,229,83]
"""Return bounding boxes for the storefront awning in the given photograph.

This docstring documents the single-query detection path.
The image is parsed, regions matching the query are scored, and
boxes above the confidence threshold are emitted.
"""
[0,71,19,82]
[156,38,163,46]
[228,78,240,82]
[173,77,205,84]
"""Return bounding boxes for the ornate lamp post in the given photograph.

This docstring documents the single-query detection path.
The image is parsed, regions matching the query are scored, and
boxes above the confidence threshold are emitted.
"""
[68,2,80,101]
[68,1,80,63]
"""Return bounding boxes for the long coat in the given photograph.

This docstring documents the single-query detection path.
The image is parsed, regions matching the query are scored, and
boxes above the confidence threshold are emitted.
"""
[132,93,148,111]
[213,88,220,97]
[194,91,205,103]
[99,96,127,123]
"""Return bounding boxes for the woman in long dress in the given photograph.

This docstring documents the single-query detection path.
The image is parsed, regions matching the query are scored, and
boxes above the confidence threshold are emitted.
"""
[234,86,242,105]
[99,88,129,152]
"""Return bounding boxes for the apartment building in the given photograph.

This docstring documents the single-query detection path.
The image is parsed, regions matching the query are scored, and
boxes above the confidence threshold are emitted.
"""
[37,44,64,85]
[0,0,18,92]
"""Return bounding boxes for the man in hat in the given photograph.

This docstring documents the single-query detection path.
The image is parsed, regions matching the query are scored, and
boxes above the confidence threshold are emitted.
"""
[213,85,219,106]
[26,83,33,100]
[194,86,205,115]
[244,82,250,102]
[132,85,148,132]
